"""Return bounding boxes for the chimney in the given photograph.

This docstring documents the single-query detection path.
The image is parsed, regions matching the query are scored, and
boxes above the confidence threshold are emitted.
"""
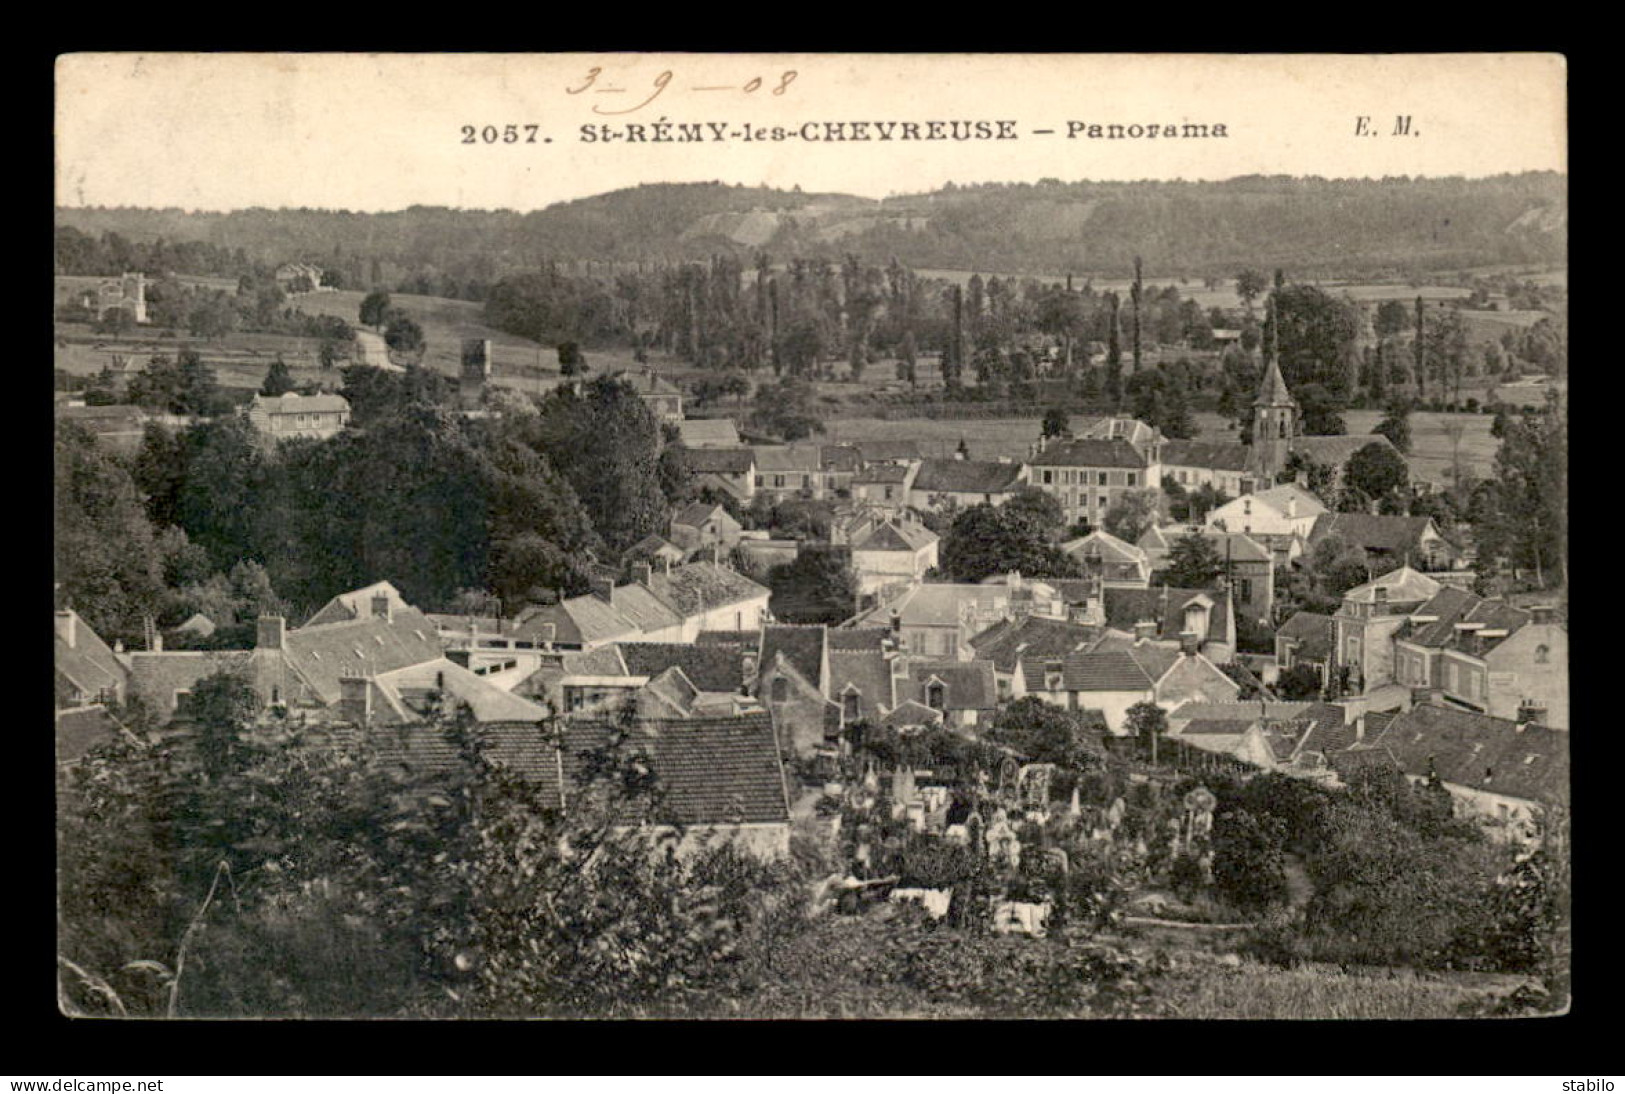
[55,610,76,649]
[257,615,286,650]
[589,576,615,603]
[1529,604,1555,626]
[1179,631,1200,656]
[1354,715,1366,742]
[338,674,372,726]
[633,562,654,587]
[1517,700,1547,726]
[371,593,393,622]
[150,631,163,653]
[1133,620,1157,642]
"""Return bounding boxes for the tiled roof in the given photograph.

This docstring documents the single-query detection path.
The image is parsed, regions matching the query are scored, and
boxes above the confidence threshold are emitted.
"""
[1292,433,1399,470]
[283,606,447,705]
[303,581,409,628]
[1252,484,1329,517]
[676,418,740,447]
[759,624,827,690]
[853,583,1013,630]
[1181,718,1257,737]
[684,447,756,475]
[1342,566,1443,607]
[828,627,889,651]
[903,659,998,711]
[55,610,127,701]
[820,445,863,472]
[828,649,895,720]
[619,641,746,693]
[1368,703,1568,807]
[373,659,553,724]
[637,666,701,718]
[1062,651,1155,692]
[854,464,912,485]
[851,520,938,553]
[1161,440,1252,472]
[1102,587,1233,646]
[1405,591,1530,655]
[1170,700,1317,726]
[753,444,823,473]
[624,534,684,562]
[1276,611,1336,661]
[883,699,946,728]
[970,615,1100,674]
[609,583,686,634]
[673,501,728,529]
[912,459,1026,495]
[1291,704,1359,759]
[647,562,769,616]
[56,705,134,763]
[698,629,757,649]
[560,645,630,678]
[561,713,791,825]
[252,392,350,415]
[1061,530,1147,566]
[1312,513,1449,556]
[1029,438,1147,469]
[1193,531,1273,564]
[1127,643,1182,685]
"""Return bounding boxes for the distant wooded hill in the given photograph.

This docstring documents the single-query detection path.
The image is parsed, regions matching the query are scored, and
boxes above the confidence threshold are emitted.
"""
[57,173,1566,285]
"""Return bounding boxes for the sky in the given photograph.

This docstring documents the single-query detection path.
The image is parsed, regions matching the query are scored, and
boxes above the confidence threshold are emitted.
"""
[55,53,1566,213]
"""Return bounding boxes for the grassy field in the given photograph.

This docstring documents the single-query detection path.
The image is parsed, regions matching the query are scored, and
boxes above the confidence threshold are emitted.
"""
[1151,954,1532,1019]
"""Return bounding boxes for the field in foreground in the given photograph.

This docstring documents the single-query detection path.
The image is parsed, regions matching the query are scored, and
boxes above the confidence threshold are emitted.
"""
[673,915,1539,1020]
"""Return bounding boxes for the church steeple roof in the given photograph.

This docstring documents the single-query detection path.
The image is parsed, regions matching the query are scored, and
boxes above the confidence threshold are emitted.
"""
[1254,352,1296,408]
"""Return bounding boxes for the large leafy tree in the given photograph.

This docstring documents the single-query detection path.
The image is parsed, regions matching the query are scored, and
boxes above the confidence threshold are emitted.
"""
[55,422,167,640]
[767,546,859,625]
[939,501,1080,584]
[986,697,1103,769]
[1262,283,1362,401]
[1101,489,1162,544]
[529,375,668,553]
[1343,441,1410,508]
[748,376,824,441]
[1164,531,1225,589]
[1472,391,1566,587]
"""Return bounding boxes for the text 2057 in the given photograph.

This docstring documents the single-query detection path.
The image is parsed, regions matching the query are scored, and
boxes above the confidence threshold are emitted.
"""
[461,124,542,144]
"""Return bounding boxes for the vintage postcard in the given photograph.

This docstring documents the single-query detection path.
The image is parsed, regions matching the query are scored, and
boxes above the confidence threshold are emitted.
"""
[54,53,1567,1020]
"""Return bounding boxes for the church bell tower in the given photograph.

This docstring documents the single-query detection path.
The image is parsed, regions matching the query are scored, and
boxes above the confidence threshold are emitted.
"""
[1251,342,1297,484]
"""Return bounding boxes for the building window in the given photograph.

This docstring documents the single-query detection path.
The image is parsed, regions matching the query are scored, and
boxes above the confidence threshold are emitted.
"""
[1237,578,1253,602]
[926,682,946,711]
[755,475,764,487]
[1535,644,1550,664]
[843,692,860,723]
[770,677,788,703]
[1042,470,1053,485]
[1097,472,1107,486]
[1127,473,1137,487]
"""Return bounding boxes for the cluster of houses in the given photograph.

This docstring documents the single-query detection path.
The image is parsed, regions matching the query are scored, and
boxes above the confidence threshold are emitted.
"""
[56,349,1567,862]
